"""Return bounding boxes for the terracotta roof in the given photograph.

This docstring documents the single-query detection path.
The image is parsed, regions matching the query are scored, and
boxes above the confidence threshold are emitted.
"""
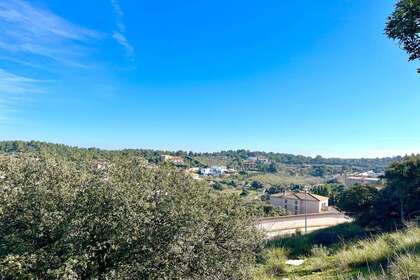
[271,192,328,201]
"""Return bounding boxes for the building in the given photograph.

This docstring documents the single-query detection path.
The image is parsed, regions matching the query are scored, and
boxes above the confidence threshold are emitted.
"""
[269,192,329,215]
[345,176,380,186]
[200,166,227,176]
[344,170,381,186]
[161,155,184,164]
[242,156,271,170]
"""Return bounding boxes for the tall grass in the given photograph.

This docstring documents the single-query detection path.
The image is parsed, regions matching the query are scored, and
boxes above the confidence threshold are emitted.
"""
[336,227,420,269]
[255,226,420,280]
[262,248,288,277]
[389,253,420,279]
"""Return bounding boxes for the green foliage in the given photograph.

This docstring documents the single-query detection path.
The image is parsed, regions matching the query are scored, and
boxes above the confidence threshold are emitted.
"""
[311,183,345,205]
[244,200,286,218]
[251,180,264,189]
[0,155,260,279]
[385,0,420,65]
[337,155,420,230]
[267,223,366,257]
[337,184,379,226]
[384,154,420,222]
[261,248,287,277]
[0,141,400,172]
[240,188,250,197]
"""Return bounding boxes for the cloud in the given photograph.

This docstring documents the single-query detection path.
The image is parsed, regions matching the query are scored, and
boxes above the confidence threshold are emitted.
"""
[112,31,134,55]
[0,0,100,66]
[110,0,134,55]
[0,68,45,121]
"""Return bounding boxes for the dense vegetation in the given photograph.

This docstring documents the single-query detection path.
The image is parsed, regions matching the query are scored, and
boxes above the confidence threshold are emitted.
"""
[1,141,419,279]
[255,154,420,279]
[0,140,399,172]
[0,154,260,279]
[336,155,420,230]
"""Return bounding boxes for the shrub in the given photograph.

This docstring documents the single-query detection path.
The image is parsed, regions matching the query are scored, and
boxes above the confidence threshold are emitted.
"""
[0,155,261,279]
[309,245,330,271]
[263,248,288,277]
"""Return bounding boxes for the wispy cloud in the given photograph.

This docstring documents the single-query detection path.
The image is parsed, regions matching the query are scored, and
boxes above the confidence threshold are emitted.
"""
[0,68,45,121]
[110,0,134,56]
[0,0,100,66]
[0,0,102,123]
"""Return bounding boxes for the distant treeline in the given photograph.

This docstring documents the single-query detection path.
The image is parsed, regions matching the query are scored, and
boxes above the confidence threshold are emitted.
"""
[0,140,400,171]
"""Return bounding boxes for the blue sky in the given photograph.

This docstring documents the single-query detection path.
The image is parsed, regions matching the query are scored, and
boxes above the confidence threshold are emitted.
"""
[0,0,419,158]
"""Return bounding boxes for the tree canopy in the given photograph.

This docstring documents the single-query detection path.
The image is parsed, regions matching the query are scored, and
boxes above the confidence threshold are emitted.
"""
[385,0,420,72]
[0,155,260,279]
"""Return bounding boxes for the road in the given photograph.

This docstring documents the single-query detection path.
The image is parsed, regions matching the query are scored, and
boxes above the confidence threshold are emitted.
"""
[256,210,351,238]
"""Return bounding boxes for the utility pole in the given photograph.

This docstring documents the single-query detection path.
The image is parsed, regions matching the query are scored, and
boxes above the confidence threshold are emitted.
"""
[304,186,308,234]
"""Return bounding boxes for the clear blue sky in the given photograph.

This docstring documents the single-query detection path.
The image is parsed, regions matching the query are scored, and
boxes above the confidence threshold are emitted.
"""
[1,0,419,157]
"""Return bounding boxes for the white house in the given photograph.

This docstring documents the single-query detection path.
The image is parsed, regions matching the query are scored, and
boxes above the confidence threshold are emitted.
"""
[200,166,227,176]
[269,192,329,215]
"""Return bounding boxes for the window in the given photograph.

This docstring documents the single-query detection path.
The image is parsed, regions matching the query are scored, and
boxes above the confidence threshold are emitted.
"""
[295,200,298,204]
[295,205,298,210]
[284,199,287,204]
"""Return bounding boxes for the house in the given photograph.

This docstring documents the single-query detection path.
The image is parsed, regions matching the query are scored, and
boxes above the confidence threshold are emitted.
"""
[242,156,271,170]
[161,155,184,164]
[269,192,329,215]
[200,166,227,176]
[344,170,381,186]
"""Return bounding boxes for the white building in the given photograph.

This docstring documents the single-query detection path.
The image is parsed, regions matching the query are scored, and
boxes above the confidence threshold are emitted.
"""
[200,166,227,176]
[344,170,381,186]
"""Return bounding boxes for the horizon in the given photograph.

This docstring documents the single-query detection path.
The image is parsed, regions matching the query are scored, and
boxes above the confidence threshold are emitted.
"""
[1,0,420,158]
[1,139,413,160]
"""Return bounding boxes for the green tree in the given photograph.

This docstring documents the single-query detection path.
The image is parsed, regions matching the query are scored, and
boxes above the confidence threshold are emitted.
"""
[0,155,260,279]
[251,180,264,190]
[384,155,420,223]
[312,183,345,206]
[337,184,379,226]
[385,0,420,72]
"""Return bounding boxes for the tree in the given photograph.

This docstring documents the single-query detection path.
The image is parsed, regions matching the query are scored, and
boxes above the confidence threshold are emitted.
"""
[251,180,264,189]
[0,155,260,279]
[385,0,420,72]
[312,183,345,206]
[384,155,420,223]
[337,184,379,226]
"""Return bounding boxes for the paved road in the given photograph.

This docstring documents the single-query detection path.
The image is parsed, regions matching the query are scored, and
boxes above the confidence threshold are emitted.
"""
[256,211,351,238]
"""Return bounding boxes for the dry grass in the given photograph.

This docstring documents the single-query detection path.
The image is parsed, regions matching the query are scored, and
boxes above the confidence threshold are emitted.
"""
[254,226,420,280]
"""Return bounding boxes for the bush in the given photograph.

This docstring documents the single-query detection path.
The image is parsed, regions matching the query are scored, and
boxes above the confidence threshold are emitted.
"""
[309,245,330,271]
[262,248,288,277]
[0,155,261,279]
[251,180,264,189]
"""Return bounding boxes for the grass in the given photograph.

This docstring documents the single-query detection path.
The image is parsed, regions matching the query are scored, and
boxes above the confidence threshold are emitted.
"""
[254,225,420,280]
[249,172,322,187]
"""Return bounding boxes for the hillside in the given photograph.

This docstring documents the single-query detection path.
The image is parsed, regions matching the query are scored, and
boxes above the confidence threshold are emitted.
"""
[0,140,400,172]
